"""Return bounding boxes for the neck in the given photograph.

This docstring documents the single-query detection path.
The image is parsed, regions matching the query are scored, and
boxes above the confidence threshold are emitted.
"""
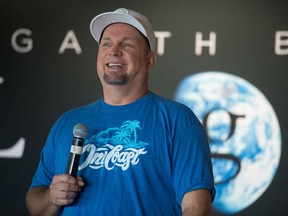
[103,85,149,106]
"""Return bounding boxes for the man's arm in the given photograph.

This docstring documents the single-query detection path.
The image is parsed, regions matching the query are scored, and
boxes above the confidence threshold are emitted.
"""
[26,174,84,216]
[181,189,212,216]
[26,186,61,216]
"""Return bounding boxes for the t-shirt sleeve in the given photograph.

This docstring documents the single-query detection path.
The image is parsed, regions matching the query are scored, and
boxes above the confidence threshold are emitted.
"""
[29,123,58,188]
[171,116,215,205]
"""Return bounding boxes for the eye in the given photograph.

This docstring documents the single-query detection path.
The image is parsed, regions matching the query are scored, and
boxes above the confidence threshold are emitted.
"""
[101,42,112,47]
[122,43,134,48]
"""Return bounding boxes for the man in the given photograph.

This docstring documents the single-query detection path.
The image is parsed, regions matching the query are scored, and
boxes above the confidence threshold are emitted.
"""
[26,8,215,216]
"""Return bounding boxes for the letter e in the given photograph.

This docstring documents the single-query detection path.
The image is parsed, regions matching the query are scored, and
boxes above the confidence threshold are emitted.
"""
[275,31,288,55]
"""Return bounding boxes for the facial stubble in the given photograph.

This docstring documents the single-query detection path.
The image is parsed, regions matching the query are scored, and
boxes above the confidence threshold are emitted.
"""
[103,72,129,85]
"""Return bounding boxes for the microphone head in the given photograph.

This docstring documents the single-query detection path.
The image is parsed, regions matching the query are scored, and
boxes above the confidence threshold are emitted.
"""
[73,123,88,138]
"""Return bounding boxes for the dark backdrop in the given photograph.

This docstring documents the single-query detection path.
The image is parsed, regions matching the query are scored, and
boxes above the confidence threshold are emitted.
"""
[1,0,287,215]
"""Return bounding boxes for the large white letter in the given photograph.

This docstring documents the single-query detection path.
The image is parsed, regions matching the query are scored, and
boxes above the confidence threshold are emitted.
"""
[0,137,25,158]
[275,31,288,55]
[155,31,172,56]
[59,30,82,54]
[11,28,33,53]
[195,31,216,56]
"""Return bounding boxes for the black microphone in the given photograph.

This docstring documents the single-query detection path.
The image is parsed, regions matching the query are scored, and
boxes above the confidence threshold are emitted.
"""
[66,123,88,177]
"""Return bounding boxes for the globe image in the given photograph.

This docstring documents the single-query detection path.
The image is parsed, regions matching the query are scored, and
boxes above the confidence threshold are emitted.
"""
[174,72,281,214]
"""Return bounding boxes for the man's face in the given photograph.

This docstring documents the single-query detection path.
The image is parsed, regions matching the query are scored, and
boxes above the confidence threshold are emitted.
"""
[97,23,152,87]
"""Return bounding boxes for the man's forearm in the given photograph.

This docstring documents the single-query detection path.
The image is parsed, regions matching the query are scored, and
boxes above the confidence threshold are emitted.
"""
[26,187,60,216]
[181,189,212,216]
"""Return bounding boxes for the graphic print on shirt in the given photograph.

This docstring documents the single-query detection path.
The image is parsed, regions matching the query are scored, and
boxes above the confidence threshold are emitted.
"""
[79,120,149,171]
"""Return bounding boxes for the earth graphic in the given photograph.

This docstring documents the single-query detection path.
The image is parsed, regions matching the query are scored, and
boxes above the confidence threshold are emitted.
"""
[174,72,281,214]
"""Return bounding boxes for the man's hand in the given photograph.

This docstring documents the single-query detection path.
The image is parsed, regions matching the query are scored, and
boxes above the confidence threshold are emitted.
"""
[49,174,85,206]
[26,175,85,216]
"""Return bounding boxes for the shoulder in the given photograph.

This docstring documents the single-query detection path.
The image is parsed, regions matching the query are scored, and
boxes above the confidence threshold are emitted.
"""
[148,92,201,125]
[60,100,100,120]
[150,92,195,115]
[51,100,101,133]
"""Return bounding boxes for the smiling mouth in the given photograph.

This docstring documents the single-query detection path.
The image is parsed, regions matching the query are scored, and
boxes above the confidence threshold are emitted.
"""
[107,63,125,68]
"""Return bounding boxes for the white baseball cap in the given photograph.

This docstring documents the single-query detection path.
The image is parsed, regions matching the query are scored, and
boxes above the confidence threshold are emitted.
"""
[90,8,156,52]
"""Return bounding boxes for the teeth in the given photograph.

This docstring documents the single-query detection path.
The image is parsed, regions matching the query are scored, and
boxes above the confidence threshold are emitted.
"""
[108,63,123,67]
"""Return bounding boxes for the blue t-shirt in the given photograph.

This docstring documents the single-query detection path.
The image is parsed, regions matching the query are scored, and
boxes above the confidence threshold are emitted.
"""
[30,92,215,215]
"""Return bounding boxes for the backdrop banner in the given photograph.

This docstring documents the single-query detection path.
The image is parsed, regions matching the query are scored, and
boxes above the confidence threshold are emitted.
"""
[1,0,287,215]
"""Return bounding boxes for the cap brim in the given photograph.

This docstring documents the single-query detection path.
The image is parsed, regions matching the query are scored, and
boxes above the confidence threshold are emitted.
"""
[90,12,147,44]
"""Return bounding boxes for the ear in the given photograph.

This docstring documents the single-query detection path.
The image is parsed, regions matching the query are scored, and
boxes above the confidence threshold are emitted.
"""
[146,52,157,72]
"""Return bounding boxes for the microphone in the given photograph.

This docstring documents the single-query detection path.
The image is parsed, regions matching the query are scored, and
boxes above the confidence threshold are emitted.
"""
[66,123,88,177]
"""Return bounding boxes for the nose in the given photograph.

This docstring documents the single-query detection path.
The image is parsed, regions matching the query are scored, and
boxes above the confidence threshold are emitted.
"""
[108,44,122,56]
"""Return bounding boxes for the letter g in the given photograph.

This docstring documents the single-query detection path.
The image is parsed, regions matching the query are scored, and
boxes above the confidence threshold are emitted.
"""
[11,28,33,53]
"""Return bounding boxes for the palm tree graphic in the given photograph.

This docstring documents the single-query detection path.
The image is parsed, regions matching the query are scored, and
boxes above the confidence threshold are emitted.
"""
[86,120,148,148]
[113,130,132,144]
[120,120,141,144]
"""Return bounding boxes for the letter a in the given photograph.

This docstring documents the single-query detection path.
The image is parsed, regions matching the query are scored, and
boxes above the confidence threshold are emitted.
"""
[59,30,82,54]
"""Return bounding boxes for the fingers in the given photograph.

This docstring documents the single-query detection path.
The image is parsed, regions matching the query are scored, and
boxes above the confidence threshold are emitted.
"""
[53,174,78,185]
[77,176,85,187]
[50,190,77,206]
[49,174,84,206]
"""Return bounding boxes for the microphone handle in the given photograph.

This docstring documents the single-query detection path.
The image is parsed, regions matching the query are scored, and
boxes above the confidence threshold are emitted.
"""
[66,137,84,177]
